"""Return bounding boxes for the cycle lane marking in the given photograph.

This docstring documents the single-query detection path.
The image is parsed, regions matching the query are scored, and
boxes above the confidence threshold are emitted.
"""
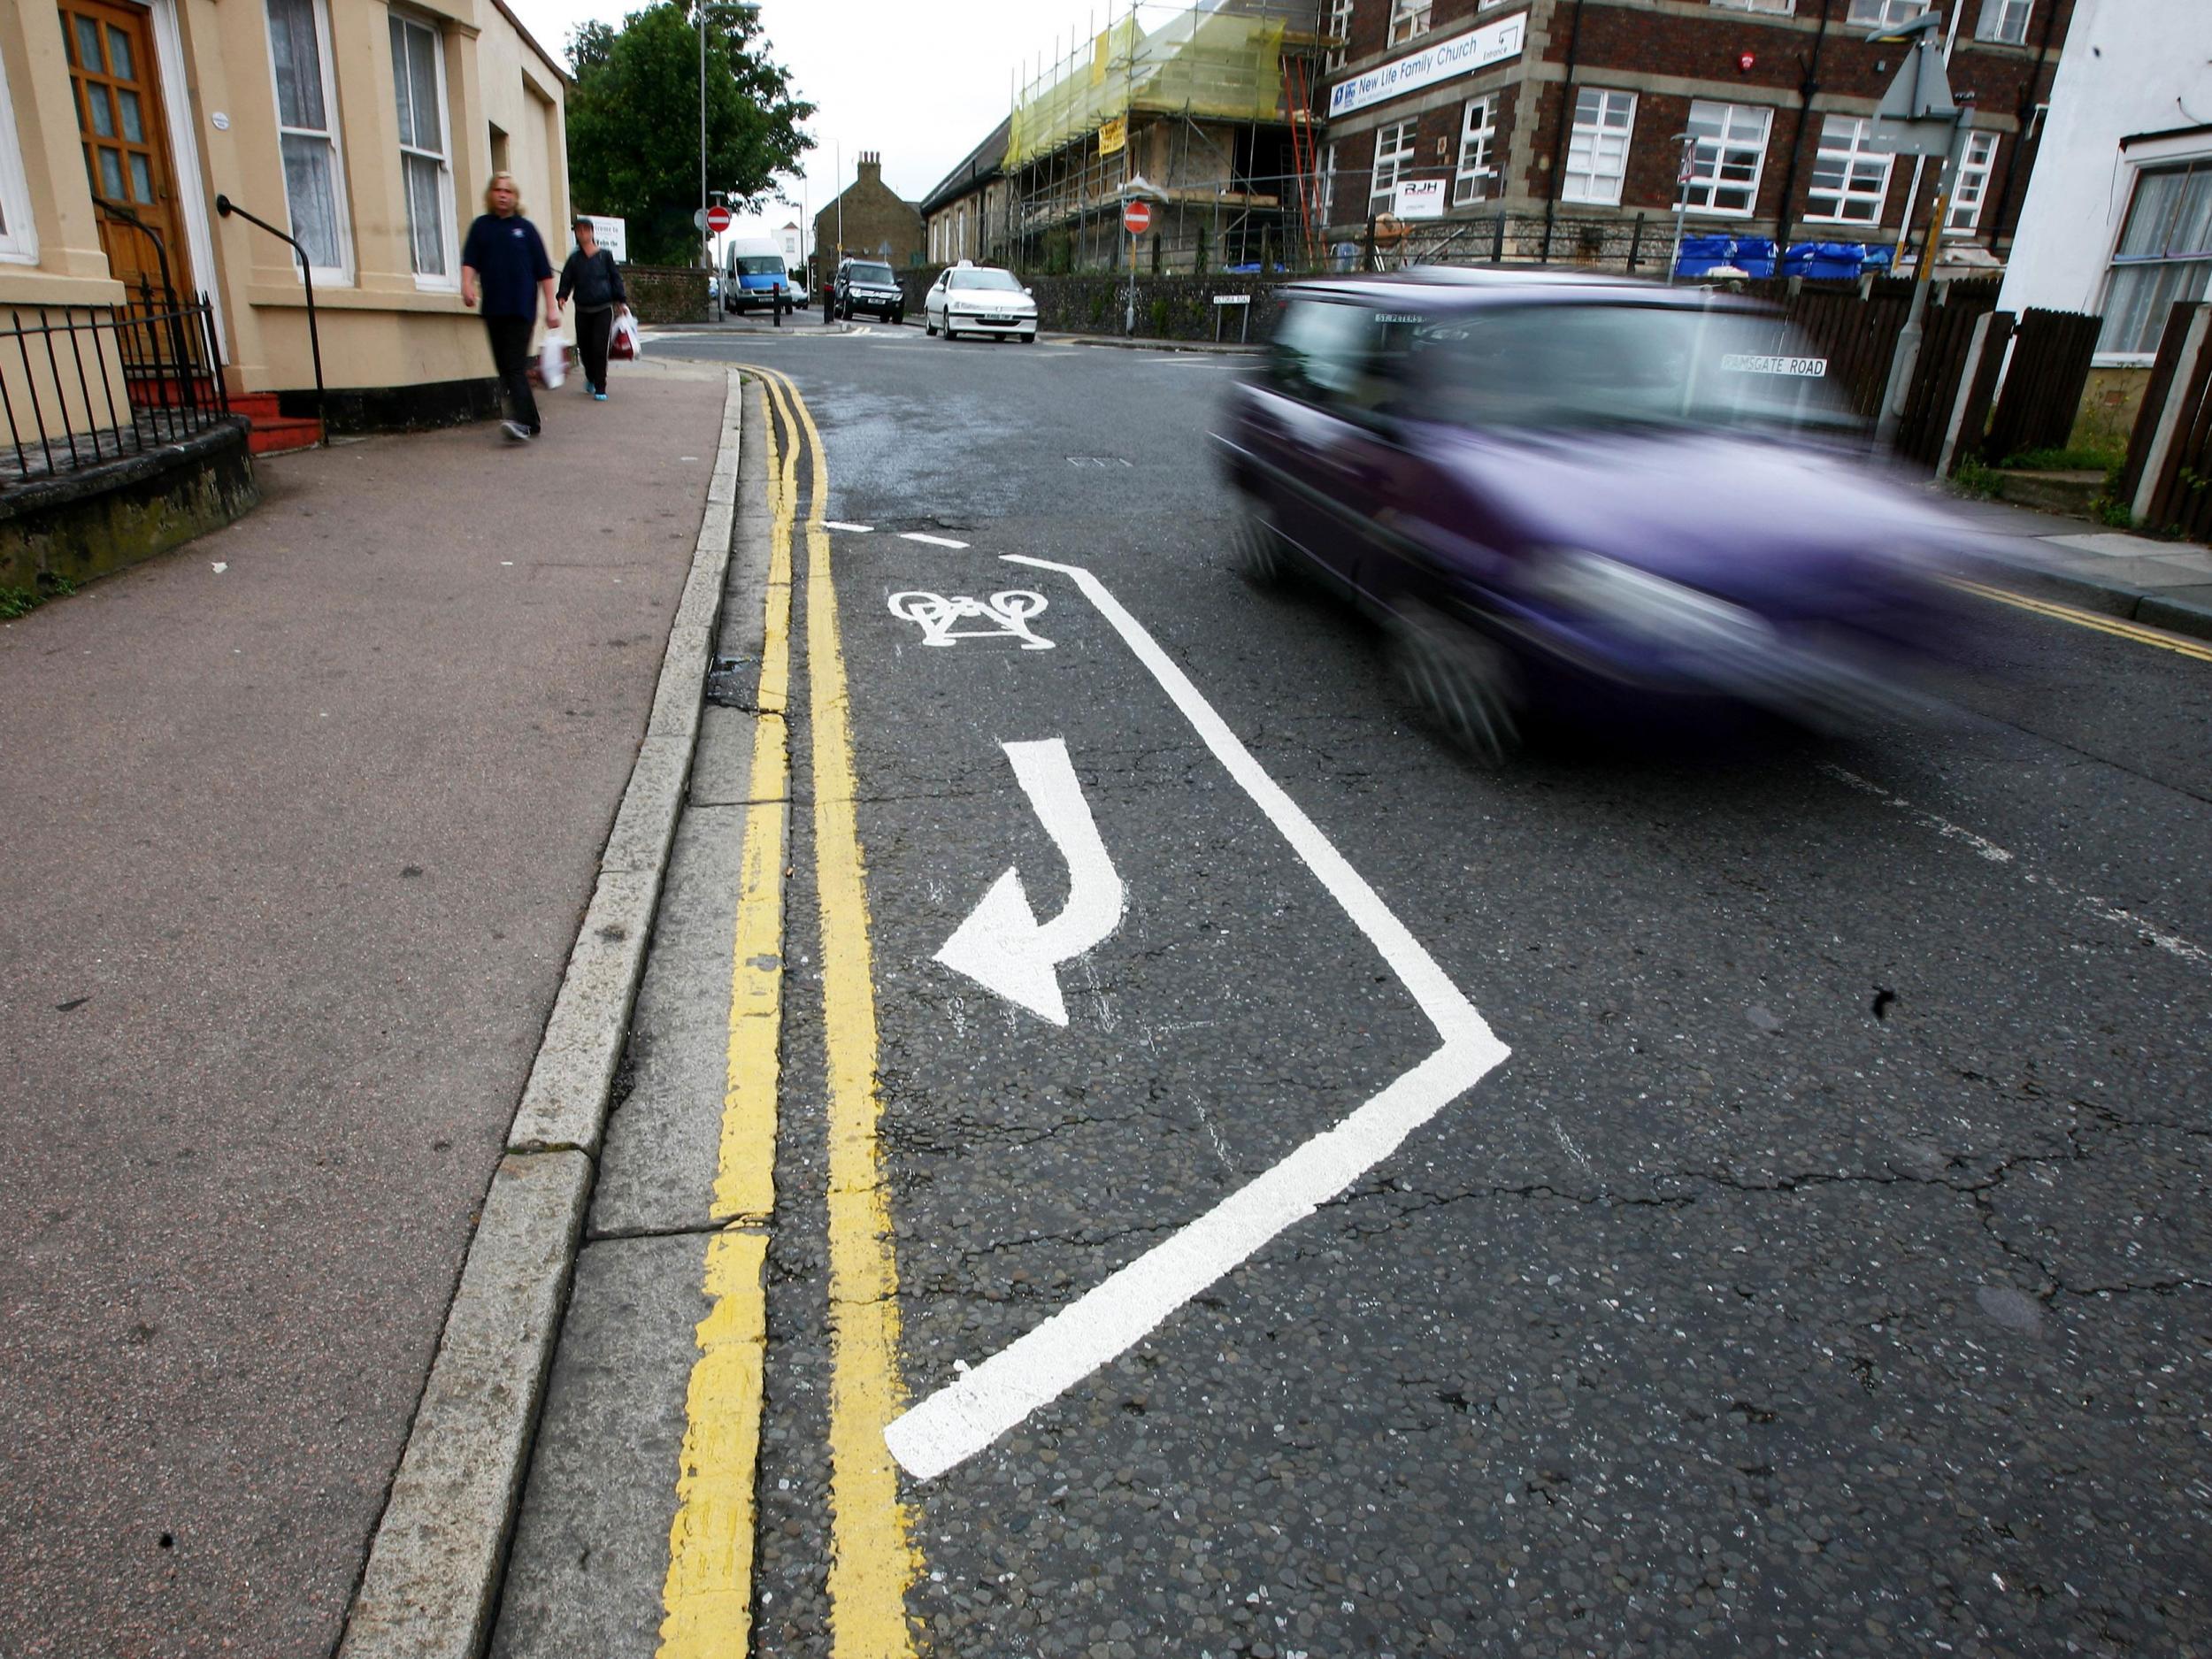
[883,553,1512,1483]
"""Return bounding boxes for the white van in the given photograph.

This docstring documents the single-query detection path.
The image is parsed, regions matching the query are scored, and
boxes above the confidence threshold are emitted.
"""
[720,237,794,318]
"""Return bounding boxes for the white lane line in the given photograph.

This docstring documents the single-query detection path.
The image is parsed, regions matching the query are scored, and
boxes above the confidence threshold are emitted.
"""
[882,556,1509,1482]
[825,521,874,534]
[1822,764,2209,968]
[899,533,970,549]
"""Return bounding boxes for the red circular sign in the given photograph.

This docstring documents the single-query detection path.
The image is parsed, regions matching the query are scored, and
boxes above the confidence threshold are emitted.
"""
[706,204,733,234]
[1123,200,1153,236]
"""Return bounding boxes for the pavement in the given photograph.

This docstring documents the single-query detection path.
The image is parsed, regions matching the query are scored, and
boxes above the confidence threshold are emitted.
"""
[0,355,731,1659]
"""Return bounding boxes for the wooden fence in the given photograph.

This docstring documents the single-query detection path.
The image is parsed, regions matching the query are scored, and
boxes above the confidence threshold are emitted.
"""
[1984,308,2104,461]
[1893,280,2003,465]
[2123,301,2212,539]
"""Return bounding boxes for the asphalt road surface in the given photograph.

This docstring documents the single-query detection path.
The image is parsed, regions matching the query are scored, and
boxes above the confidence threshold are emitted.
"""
[495,320,2211,1659]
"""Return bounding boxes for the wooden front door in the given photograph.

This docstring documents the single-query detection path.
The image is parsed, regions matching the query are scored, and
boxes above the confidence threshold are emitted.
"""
[58,0,194,303]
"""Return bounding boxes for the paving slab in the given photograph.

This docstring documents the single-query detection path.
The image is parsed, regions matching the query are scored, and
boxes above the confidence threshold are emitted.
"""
[0,360,726,1659]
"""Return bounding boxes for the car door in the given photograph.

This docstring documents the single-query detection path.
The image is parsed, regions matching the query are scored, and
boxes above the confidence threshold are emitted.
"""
[927,273,948,330]
[1251,298,1401,589]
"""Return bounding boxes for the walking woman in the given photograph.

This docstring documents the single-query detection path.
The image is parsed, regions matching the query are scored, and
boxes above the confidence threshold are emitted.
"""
[557,218,628,401]
[460,173,557,442]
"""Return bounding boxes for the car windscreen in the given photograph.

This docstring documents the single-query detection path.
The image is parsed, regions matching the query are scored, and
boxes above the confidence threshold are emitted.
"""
[850,263,895,285]
[949,269,1023,291]
[1409,303,1855,434]
[736,256,784,276]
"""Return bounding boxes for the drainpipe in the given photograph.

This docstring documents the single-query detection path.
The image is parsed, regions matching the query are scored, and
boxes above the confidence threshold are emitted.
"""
[1540,0,1588,265]
[1985,0,2067,250]
[1770,0,1832,268]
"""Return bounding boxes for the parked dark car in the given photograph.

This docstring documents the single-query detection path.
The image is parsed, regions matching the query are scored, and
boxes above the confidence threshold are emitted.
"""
[1214,270,1967,758]
[829,257,904,324]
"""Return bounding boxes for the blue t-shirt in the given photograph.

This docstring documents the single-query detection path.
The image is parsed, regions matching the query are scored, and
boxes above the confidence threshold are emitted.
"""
[462,213,553,317]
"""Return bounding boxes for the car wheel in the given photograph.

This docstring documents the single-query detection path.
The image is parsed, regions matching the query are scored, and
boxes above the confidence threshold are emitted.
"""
[944,319,958,342]
[1023,332,1037,343]
[1231,509,1290,587]
[926,316,938,336]
[1387,603,1520,766]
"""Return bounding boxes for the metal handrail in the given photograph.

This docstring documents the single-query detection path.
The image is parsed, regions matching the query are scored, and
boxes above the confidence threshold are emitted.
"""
[213,194,327,445]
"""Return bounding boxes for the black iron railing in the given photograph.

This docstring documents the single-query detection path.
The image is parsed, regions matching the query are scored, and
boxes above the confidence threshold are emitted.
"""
[0,280,231,490]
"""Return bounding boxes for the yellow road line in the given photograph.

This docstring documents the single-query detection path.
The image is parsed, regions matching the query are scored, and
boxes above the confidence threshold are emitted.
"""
[1949,576,2212,664]
[659,378,793,1659]
[762,363,923,1659]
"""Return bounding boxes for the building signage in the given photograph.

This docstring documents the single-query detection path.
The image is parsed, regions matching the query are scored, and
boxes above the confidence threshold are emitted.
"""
[580,215,627,261]
[1394,179,1448,219]
[1326,12,1526,119]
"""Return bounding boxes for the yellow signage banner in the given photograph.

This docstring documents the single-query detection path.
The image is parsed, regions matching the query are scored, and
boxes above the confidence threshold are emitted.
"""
[1098,116,1126,158]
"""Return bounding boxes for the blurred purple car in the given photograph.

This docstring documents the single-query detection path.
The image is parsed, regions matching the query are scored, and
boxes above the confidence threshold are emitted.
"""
[1215,270,1966,758]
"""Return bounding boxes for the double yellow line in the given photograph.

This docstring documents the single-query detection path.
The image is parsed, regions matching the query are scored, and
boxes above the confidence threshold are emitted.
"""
[659,368,920,1658]
[1949,576,2212,664]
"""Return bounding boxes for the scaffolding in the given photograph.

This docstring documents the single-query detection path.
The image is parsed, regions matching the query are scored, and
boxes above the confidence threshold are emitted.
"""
[997,0,1330,275]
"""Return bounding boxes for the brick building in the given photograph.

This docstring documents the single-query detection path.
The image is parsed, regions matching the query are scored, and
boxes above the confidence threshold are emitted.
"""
[1316,0,2074,271]
[811,151,925,273]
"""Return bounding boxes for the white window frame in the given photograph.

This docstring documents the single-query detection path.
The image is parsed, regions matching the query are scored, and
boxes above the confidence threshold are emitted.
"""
[0,47,38,263]
[1563,88,1635,207]
[1682,100,1772,218]
[1975,0,2031,43]
[1389,0,1432,45]
[1325,0,1353,72]
[2096,158,2212,361]
[1454,96,1498,207]
[1321,141,1339,222]
[1806,114,1894,225]
[390,9,457,291]
[264,0,354,285]
[1946,129,1999,231]
[1370,120,1417,215]
[1848,0,1932,25]
[1710,0,1794,12]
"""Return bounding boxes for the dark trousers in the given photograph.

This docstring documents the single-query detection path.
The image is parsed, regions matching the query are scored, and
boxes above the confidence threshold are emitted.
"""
[483,313,540,433]
[575,306,613,394]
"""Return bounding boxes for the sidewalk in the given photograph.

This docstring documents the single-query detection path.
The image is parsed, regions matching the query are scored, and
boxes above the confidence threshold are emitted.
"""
[1941,492,2212,642]
[0,357,730,1659]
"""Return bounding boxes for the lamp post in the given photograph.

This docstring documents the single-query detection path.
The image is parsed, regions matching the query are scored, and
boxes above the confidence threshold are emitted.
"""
[1859,9,1962,450]
[1664,130,1696,287]
[696,2,757,273]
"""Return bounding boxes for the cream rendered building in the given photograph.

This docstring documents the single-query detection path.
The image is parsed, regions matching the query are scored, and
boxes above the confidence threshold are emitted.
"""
[0,0,569,434]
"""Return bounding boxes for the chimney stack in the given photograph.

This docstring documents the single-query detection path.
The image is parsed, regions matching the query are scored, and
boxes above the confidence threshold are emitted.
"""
[858,151,882,184]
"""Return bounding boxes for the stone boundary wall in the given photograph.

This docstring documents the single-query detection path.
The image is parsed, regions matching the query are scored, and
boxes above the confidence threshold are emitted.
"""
[621,265,713,326]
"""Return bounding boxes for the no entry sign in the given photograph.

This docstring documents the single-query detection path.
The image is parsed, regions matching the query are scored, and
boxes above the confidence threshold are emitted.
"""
[1123,200,1153,236]
[705,204,733,234]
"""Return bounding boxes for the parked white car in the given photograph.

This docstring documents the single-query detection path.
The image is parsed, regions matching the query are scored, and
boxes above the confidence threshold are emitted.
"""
[926,262,1039,343]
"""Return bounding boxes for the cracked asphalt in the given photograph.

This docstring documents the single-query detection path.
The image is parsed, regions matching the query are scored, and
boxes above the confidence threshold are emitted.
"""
[503,323,2209,1659]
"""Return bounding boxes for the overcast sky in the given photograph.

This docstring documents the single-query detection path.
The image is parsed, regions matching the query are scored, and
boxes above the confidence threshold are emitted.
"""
[507,0,1172,253]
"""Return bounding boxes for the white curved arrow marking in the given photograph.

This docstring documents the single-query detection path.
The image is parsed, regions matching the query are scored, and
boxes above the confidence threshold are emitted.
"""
[934,739,1124,1026]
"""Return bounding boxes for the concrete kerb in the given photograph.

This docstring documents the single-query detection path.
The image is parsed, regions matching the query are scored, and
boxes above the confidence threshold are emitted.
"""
[336,368,747,1659]
[1958,549,2212,644]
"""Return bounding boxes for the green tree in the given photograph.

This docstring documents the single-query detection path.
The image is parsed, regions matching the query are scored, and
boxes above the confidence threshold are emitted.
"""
[565,2,813,268]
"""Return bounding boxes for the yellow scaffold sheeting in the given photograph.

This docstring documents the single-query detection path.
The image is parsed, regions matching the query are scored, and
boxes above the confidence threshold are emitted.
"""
[1006,12,1290,169]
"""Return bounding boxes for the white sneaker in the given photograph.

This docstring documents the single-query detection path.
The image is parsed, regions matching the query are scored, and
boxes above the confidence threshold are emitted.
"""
[502,420,530,442]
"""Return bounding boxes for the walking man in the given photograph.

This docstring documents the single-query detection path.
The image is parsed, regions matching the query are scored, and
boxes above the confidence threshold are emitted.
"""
[460,172,557,442]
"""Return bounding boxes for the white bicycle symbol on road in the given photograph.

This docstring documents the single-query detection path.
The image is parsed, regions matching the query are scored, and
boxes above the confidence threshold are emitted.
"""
[887,590,1056,650]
